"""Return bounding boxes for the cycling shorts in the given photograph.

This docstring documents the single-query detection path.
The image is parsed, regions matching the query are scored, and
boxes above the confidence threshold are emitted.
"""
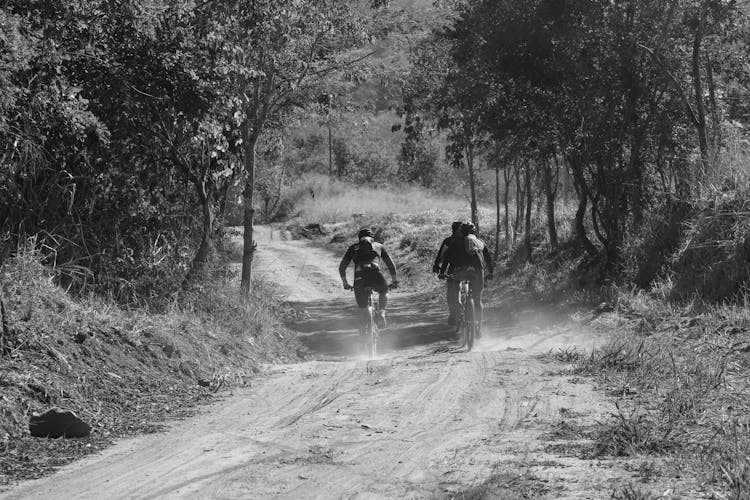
[453,266,484,297]
[353,266,388,308]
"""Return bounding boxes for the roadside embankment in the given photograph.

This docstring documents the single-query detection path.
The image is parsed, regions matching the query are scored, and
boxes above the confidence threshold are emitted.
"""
[0,236,301,487]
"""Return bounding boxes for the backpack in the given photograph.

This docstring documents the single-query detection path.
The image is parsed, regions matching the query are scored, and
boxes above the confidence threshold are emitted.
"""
[354,237,378,266]
[464,234,486,271]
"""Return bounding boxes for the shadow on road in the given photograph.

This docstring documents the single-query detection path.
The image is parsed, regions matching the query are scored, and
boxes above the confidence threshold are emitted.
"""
[287,287,600,359]
[288,293,456,359]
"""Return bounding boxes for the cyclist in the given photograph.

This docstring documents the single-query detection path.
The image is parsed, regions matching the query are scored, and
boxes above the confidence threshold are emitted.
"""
[432,221,463,325]
[439,222,494,337]
[339,228,399,328]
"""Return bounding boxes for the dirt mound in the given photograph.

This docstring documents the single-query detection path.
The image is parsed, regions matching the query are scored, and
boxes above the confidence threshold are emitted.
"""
[285,222,328,240]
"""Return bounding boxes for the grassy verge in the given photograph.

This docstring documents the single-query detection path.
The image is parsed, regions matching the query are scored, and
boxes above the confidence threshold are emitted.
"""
[495,232,750,497]
[0,239,300,487]
[548,290,750,498]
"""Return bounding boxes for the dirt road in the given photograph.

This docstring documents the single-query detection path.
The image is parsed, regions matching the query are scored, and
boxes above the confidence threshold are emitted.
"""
[1,227,637,499]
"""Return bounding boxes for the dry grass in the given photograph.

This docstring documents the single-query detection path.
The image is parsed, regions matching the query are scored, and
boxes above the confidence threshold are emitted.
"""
[296,174,492,224]
[611,483,660,500]
[0,238,300,486]
[563,288,750,498]
[287,177,503,293]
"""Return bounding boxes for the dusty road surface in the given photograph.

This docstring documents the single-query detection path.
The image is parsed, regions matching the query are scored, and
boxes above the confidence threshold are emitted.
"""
[2,226,644,499]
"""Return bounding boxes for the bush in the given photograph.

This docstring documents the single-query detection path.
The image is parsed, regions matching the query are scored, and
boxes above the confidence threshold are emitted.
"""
[670,195,750,302]
[625,198,693,290]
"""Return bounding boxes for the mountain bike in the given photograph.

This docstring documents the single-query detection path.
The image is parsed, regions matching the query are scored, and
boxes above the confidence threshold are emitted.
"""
[359,286,379,359]
[349,282,398,359]
[445,273,477,351]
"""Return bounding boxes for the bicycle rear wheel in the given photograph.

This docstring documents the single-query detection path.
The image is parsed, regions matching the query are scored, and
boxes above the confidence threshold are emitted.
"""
[465,296,475,351]
[366,307,377,359]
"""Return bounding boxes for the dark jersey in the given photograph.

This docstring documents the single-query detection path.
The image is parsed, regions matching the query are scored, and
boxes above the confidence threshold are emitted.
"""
[441,235,494,275]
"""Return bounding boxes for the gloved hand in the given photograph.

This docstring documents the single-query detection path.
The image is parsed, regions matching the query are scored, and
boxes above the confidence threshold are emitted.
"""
[343,283,353,290]
[438,273,446,280]
[432,265,440,274]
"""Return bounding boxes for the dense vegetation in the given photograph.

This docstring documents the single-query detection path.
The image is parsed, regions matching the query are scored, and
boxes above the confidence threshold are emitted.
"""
[3,0,750,302]
[0,0,395,302]
[403,0,750,303]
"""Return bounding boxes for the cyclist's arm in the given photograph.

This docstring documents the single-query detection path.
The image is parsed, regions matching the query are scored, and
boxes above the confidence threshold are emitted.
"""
[439,252,452,275]
[432,247,442,271]
[339,247,354,285]
[380,247,398,282]
[432,239,449,271]
[432,239,448,270]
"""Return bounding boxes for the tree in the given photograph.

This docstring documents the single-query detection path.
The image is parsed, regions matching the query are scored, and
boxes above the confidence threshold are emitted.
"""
[210,0,383,296]
[403,37,485,230]
[434,0,732,267]
[397,114,439,187]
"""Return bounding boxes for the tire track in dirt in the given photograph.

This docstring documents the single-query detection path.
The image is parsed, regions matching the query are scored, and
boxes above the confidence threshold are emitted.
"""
[1,225,657,499]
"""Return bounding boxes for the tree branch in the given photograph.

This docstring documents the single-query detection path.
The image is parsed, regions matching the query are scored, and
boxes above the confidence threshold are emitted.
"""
[638,43,700,127]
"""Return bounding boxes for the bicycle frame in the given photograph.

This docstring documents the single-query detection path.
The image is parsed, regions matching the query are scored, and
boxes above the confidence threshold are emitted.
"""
[353,286,378,359]
[449,275,476,351]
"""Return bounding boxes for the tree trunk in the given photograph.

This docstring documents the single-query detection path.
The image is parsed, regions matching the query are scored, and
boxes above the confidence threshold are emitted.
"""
[263,197,270,222]
[217,170,237,224]
[706,51,721,153]
[503,167,511,252]
[524,166,533,263]
[329,122,336,178]
[542,159,558,250]
[494,165,501,262]
[591,197,609,248]
[466,140,479,232]
[567,157,598,258]
[240,130,260,297]
[573,194,596,258]
[692,5,709,170]
[514,164,524,244]
[183,190,215,288]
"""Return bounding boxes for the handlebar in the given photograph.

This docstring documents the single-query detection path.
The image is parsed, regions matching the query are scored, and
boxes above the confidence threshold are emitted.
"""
[345,281,399,291]
[439,273,492,281]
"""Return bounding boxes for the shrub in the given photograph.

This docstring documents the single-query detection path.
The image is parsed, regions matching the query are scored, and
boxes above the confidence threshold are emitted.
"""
[670,195,750,302]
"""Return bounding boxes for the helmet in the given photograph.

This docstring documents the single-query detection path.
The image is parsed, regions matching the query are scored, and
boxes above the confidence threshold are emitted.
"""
[451,221,462,233]
[358,227,374,239]
[460,222,476,236]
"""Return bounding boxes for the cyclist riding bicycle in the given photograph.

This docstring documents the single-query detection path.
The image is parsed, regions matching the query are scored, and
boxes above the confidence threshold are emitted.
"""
[339,228,399,328]
[439,222,494,337]
[432,221,463,325]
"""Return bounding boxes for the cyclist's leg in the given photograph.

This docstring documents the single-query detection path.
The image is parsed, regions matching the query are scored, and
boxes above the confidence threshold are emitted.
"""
[353,276,370,332]
[373,273,389,328]
[447,278,459,324]
[373,273,388,311]
[470,272,485,334]
[361,269,388,327]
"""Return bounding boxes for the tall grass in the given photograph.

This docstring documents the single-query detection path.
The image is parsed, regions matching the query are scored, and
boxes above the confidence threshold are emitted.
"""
[561,286,750,497]
[296,174,493,223]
